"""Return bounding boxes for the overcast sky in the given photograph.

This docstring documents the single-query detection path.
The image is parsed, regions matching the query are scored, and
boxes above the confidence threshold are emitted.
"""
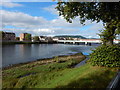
[0,1,105,38]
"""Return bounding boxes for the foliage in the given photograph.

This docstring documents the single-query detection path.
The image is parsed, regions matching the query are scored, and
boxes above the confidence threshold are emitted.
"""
[56,2,119,24]
[33,36,40,42]
[15,37,20,41]
[99,20,120,45]
[88,45,120,67]
[2,63,117,88]
[56,2,120,45]
[0,31,5,39]
[55,66,116,88]
[0,31,3,35]
[54,56,59,62]
[2,53,86,88]
[25,34,31,41]
[2,53,118,88]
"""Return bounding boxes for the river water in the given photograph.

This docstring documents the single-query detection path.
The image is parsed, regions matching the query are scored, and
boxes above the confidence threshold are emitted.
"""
[2,44,98,67]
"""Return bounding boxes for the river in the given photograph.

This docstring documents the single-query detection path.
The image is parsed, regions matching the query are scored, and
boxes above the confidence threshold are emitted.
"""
[2,44,98,67]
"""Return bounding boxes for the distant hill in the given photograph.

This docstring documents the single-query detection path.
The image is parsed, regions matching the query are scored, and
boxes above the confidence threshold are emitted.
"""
[88,38,99,39]
[54,35,86,39]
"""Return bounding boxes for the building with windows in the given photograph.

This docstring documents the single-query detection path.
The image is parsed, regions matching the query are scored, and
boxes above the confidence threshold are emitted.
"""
[2,32,16,42]
[20,33,31,41]
[45,37,54,42]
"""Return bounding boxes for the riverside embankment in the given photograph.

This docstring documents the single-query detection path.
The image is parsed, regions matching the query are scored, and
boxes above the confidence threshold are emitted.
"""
[2,53,86,70]
[2,52,118,88]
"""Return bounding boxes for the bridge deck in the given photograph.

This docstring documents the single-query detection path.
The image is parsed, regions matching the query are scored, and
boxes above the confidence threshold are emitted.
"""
[56,39,120,44]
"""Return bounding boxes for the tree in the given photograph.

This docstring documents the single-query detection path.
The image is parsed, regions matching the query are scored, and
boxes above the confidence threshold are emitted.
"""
[0,31,5,39]
[99,20,120,45]
[25,34,31,41]
[56,2,120,45]
[33,36,40,42]
[16,37,20,41]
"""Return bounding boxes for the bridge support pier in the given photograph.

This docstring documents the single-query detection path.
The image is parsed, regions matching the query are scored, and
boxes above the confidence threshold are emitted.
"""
[73,42,75,44]
[85,42,88,45]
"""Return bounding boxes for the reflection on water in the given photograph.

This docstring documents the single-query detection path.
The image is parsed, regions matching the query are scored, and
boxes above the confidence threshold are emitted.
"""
[19,44,32,59]
[2,44,97,67]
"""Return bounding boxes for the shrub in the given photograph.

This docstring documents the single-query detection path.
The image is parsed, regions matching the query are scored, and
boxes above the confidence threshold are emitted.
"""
[88,45,120,67]
[54,56,59,62]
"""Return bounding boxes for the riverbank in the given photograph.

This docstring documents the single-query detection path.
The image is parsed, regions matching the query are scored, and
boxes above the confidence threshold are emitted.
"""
[2,53,118,88]
[2,53,85,70]
[2,41,57,45]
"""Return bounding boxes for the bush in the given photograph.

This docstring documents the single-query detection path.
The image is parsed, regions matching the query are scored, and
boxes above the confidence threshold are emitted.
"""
[88,45,120,67]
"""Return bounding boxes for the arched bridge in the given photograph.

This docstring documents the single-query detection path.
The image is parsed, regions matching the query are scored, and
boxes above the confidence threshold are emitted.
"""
[56,39,120,45]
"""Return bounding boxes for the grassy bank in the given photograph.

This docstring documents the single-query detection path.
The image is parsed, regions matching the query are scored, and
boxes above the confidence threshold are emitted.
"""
[2,53,118,88]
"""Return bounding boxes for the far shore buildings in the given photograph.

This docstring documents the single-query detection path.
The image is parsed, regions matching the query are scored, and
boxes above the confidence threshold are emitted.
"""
[38,36,54,42]
[1,31,120,44]
[39,36,46,41]
[1,32,16,42]
[20,33,31,41]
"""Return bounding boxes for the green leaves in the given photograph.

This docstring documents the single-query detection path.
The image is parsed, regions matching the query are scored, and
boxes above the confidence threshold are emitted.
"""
[56,2,120,45]
[89,45,120,67]
[33,36,39,42]
[56,2,120,24]
[25,34,31,41]
[99,19,120,45]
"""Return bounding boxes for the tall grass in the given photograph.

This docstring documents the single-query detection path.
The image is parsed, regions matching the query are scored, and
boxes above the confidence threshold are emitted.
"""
[2,53,118,88]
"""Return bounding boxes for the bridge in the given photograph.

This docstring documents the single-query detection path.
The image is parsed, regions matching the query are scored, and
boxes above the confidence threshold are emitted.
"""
[56,39,120,45]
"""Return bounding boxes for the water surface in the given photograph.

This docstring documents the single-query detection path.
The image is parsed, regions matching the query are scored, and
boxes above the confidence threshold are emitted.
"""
[2,44,98,67]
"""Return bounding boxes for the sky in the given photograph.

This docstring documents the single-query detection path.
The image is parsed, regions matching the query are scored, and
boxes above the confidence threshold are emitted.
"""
[0,1,105,38]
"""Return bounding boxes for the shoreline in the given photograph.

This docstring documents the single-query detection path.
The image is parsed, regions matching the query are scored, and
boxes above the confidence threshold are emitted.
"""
[2,41,58,45]
[2,52,86,70]
[2,52,118,88]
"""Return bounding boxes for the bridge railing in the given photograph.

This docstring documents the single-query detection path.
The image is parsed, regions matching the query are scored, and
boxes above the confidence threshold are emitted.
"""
[56,39,119,44]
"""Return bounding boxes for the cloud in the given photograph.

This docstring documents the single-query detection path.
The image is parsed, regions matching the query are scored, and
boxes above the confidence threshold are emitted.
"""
[43,4,104,38]
[3,0,55,2]
[78,22,104,38]
[37,28,55,35]
[1,9,104,38]
[43,5,58,15]
[0,2,23,8]
[1,10,49,28]
[1,9,93,29]
[43,5,100,28]
[51,16,95,28]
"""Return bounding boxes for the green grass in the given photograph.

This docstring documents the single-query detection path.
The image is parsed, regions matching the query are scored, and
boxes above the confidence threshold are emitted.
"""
[2,54,118,88]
